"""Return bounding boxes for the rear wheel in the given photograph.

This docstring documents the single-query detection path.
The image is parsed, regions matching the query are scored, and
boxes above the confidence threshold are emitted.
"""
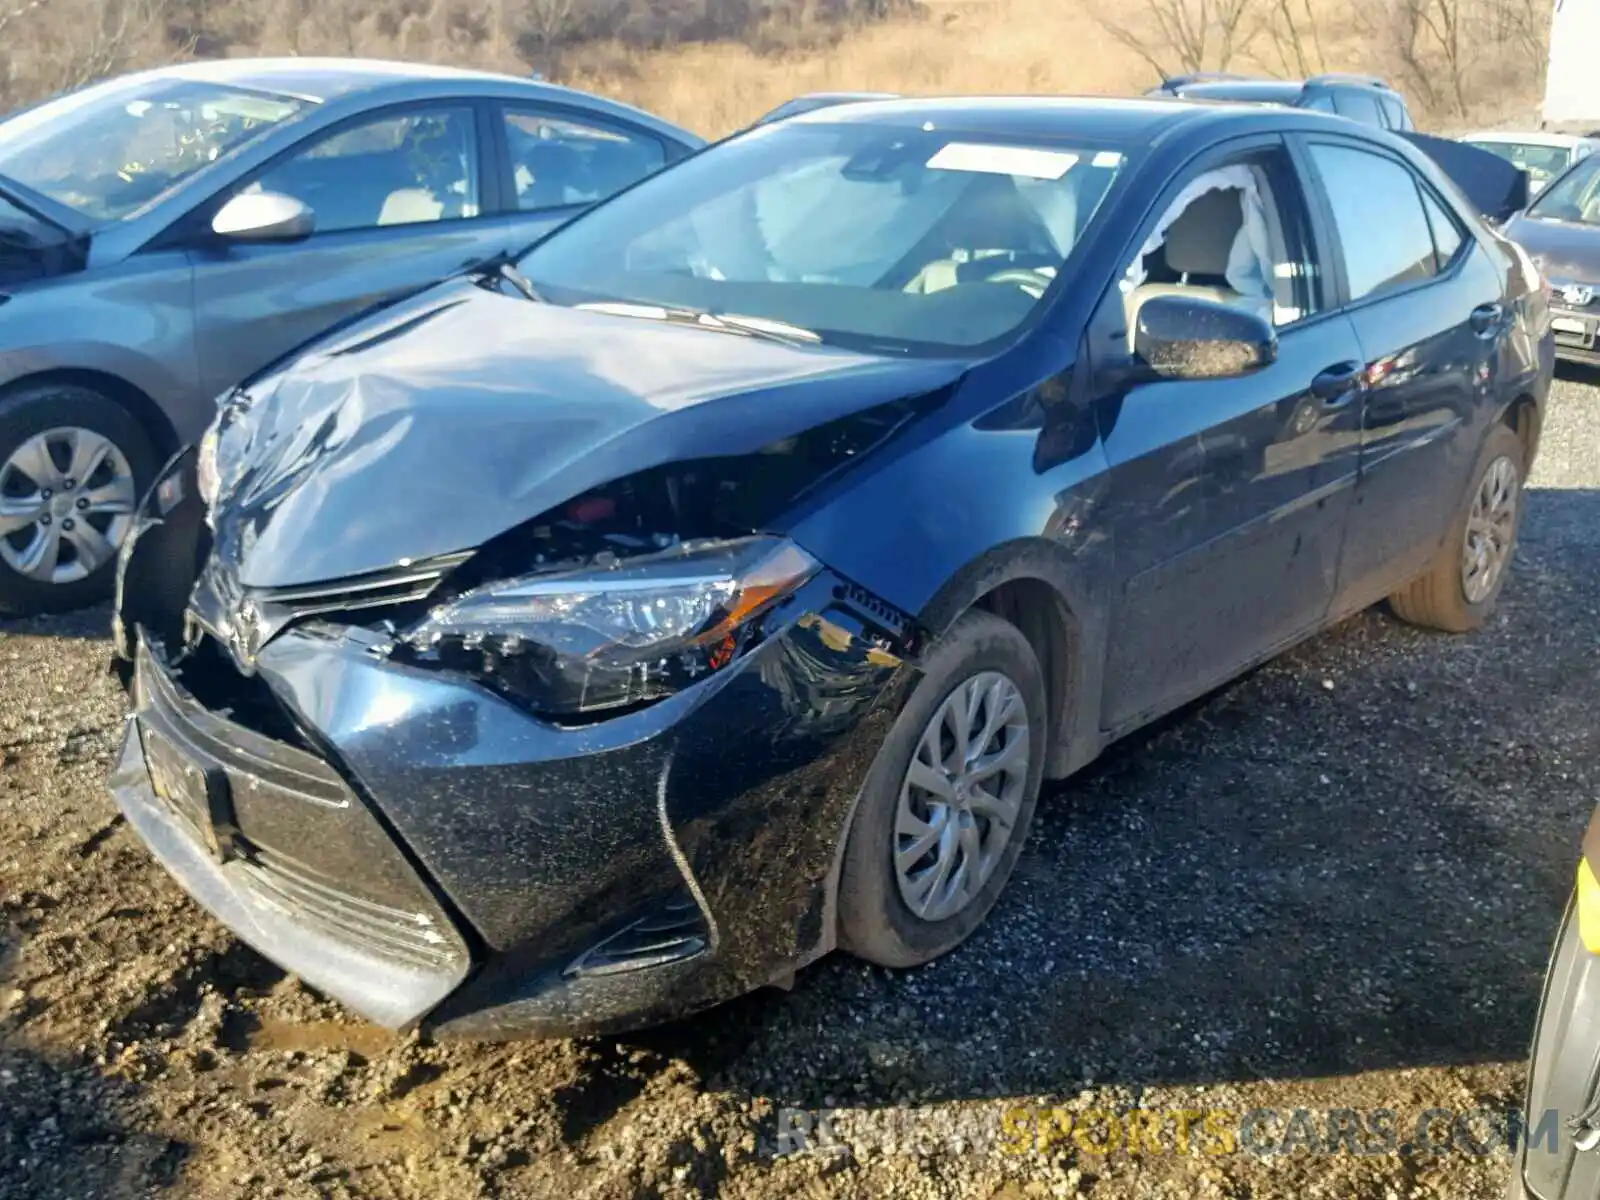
[1389,422,1525,633]
[0,384,156,617]
[837,609,1047,968]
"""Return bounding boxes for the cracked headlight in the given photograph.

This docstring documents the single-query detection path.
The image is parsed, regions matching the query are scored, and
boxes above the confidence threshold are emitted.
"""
[196,419,221,509]
[403,536,820,715]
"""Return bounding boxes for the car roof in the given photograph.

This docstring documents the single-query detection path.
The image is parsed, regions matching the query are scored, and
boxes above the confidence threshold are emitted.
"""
[101,57,705,147]
[1171,79,1307,104]
[1460,130,1595,148]
[142,57,532,101]
[779,94,1219,141]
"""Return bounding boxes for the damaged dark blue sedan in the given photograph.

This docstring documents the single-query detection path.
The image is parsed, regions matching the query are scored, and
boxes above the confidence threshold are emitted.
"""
[108,96,1553,1038]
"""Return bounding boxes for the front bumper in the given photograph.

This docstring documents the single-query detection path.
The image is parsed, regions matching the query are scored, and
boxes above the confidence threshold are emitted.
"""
[109,459,915,1037]
[1549,302,1600,364]
[109,636,473,1029]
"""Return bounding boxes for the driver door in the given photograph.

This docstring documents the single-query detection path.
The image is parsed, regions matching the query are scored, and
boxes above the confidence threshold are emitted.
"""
[1094,136,1367,730]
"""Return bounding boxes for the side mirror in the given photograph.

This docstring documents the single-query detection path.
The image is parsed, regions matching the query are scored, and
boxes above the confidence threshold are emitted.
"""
[211,191,315,243]
[1134,294,1277,381]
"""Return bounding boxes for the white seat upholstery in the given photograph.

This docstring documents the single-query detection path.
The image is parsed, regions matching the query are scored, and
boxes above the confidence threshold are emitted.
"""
[377,188,444,226]
[1124,187,1255,346]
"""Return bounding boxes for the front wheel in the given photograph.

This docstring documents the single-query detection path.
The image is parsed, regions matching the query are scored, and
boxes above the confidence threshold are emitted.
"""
[0,384,157,617]
[837,608,1048,968]
[1389,422,1525,633]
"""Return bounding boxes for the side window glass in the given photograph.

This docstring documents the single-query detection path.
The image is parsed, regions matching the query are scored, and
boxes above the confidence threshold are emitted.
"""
[501,109,666,211]
[1380,97,1406,130]
[1304,92,1337,114]
[1309,143,1439,301]
[1119,148,1319,350]
[1420,187,1465,266]
[249,108,479,233]
[1332,91,1384,127]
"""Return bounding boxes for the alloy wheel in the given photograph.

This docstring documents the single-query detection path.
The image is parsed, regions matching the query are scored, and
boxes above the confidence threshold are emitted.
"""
[1460,453,1519,605]
[0,427,137,585]
[894,670,1031,923]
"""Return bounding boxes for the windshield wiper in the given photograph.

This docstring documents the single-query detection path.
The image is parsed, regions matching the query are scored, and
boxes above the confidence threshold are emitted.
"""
[573,301,821,347]
[466,251,543,302]
[495,260,543,303]
[701,310,822,346]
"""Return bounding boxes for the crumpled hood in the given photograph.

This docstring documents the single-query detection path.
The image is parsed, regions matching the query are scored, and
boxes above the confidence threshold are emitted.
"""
[210,281,968,589]
[1503,213,1600,283]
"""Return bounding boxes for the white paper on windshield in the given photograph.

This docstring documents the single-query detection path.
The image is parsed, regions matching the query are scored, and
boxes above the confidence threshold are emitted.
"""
[926,143,1079,180]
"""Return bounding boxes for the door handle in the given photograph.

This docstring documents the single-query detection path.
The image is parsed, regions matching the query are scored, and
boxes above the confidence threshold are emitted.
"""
[1310,360,1364,404]
[1470,302,1505,336]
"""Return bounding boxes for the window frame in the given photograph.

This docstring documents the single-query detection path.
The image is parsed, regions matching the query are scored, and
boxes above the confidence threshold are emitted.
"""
[1417,179,1468,272]
[1089,132,1339,363]
[150,97,501,251]
[1293,132,1473,314]
[490,100,672,217]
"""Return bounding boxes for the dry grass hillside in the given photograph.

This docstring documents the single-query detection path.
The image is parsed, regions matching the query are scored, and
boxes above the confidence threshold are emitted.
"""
[1,0,1554,137]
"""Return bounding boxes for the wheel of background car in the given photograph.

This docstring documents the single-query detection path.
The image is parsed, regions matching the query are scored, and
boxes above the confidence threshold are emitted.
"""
[836,608,1047,968]
[0,383,158,617]
[1388,422,1525,633]
[983,266,1054,298]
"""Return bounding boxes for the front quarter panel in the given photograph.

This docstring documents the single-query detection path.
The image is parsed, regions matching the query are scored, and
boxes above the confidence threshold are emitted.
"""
[0,250,203,438]
[780,351,1114,768]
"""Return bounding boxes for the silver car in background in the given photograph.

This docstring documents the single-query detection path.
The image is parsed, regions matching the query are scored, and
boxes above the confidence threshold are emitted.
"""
[1457,130,1600,196]
[0,58,703,615]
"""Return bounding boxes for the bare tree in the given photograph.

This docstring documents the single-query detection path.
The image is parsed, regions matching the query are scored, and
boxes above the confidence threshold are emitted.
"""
[1411,0,1469,115]
[1092,0,1262,80]
[518,0,578,52]
[1262,0,1324,78]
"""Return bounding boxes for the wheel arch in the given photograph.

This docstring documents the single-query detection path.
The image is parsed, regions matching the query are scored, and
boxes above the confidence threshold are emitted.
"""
[1502,391,1541,472]
[810,538,1108,965]
[913,537,1107,781]
[0,368,180,463]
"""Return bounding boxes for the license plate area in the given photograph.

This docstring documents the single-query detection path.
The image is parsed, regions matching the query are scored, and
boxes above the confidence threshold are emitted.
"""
[139,722,237,862]
[1553,314,1592,343]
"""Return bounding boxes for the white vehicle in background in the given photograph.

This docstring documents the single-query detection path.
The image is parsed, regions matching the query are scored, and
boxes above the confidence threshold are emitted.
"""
[1458,131,1600,195]
[1545,0,1600,126]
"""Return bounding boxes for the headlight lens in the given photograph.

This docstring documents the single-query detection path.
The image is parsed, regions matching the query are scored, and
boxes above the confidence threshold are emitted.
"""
[402,535,820,715]
[196,420,221,509]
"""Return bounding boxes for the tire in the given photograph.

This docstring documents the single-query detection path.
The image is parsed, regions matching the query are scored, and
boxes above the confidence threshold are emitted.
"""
[0,384,158,617]
[1389,422,1525,633]
[837,608,1049,968]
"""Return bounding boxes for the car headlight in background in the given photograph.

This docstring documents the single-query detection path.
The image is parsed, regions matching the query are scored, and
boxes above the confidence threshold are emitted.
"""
[402,535,820,716]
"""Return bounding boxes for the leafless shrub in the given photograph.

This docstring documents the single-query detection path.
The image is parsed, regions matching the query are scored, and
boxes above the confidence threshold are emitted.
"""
[1,0,176,110]
[1091,0,1262,78]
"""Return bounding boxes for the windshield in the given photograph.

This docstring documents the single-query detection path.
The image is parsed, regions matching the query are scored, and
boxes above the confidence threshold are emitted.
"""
[0,77,306,221]
[1466,140,1572,191]
[1528,153,1600,223]
[519,120,1126,355]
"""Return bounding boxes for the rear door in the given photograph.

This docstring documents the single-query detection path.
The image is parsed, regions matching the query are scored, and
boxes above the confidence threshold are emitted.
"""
[1092,135,1368,730]
[182,101,522,400]
[1298,135,1506,608]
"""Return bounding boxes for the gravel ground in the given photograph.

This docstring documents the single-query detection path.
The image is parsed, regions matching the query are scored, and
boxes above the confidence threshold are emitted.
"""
[1,375,1597,1200]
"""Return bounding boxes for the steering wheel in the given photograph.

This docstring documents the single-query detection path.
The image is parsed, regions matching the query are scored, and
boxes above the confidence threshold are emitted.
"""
[983,266,1055,299]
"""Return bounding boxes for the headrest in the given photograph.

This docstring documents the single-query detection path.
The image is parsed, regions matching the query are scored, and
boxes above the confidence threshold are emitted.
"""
[1164,187,1244,277]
